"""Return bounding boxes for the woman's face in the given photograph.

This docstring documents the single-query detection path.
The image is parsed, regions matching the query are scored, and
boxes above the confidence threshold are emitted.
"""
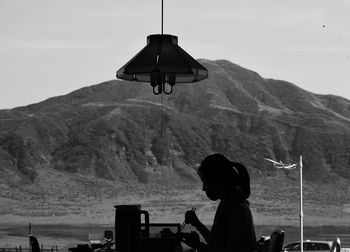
[201,175,223,201]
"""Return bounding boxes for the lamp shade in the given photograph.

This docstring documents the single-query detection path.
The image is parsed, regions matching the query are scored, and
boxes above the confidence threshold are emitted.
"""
[116,34,208,94]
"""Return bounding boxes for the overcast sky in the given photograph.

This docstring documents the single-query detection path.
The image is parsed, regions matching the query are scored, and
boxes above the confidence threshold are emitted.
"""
[0,0,349,109]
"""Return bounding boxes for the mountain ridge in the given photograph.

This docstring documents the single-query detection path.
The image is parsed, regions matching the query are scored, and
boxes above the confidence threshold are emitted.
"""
[0,59,349,190]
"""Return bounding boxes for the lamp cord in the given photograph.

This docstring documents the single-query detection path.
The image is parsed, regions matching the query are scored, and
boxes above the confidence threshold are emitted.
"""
[160,0,164,136]
[161,0,163,34]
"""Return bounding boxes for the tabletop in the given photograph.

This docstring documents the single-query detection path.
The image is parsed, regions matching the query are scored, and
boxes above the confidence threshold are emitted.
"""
[58,242,196,252]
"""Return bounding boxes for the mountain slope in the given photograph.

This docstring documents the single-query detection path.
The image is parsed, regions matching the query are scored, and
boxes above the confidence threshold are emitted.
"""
[0,59,349,189]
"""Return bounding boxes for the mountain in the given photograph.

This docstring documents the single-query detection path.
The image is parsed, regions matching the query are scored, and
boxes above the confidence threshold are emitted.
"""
[0,59,350,189]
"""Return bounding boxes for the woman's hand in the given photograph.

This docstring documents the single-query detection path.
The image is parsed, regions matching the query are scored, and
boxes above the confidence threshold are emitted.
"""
[185,209,201,227]
[181,231,201,249]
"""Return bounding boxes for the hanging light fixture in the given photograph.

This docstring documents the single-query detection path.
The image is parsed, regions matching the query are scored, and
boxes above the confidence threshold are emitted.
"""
[116,0,208,95]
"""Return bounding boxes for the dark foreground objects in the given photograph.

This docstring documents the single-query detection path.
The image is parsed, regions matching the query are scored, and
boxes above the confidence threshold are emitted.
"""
[182,153,257,252]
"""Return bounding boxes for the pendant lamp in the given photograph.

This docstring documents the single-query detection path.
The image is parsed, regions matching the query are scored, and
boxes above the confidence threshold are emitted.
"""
[116,0,208,95]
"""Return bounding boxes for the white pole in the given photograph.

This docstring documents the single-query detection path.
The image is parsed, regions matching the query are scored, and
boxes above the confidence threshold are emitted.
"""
[300,156,303,252]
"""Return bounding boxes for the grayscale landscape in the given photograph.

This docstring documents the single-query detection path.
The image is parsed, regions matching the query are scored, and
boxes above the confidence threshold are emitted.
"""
[0,59,349,247]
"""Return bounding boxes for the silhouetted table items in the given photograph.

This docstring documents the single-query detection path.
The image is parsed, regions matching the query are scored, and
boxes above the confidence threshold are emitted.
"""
[60,204,195,252]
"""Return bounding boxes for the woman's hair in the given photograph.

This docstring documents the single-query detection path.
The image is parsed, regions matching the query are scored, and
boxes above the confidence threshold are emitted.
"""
[198,153,251,199]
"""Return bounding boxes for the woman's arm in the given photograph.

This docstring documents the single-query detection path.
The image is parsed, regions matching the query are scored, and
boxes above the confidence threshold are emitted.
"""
[185,210,211,243]
[194,221,211,243]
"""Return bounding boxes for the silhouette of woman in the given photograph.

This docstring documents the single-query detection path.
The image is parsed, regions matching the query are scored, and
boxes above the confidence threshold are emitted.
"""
[182,153,257,252]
